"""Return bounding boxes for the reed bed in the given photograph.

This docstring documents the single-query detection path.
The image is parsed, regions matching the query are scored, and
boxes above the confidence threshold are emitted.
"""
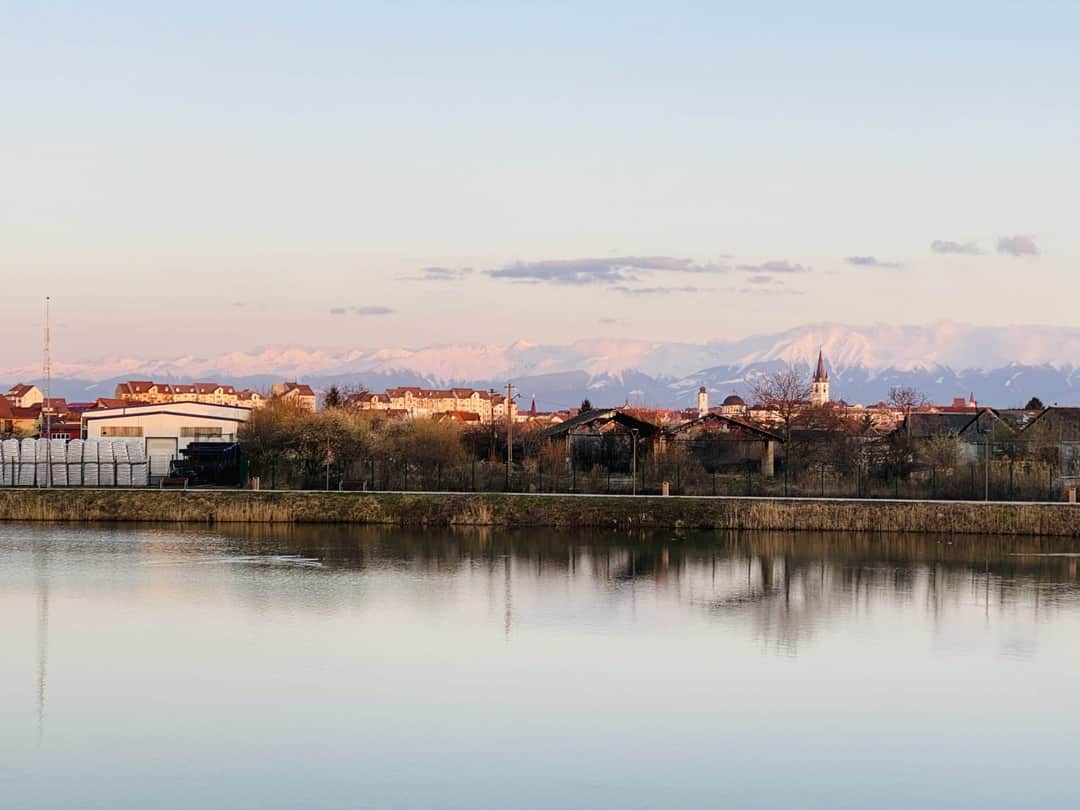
[1,490,1079,536]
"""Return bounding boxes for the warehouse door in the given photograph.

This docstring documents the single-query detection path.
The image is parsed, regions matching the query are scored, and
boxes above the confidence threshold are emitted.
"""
[146,437,178,481]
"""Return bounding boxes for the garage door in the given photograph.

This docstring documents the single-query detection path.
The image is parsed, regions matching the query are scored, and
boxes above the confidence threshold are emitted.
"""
[146,437,178,479]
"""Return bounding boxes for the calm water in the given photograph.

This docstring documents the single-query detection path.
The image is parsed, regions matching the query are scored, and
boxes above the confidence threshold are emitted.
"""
[2,524,1079,809]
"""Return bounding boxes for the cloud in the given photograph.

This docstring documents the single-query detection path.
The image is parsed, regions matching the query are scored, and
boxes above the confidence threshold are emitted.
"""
[745,274,778,285]
[996,235,1040,257]
[597,317,622,325]
[734,260,811,274]
[739,286,805,296]
[845,256,904,270]
[931,239,982,255]
[486,256,729,285]
[610,285,699,295]
[329,305,395,316]
[401,266,472,282]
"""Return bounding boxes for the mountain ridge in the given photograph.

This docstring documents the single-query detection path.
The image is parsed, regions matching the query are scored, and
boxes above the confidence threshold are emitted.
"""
[4,322,1078,408]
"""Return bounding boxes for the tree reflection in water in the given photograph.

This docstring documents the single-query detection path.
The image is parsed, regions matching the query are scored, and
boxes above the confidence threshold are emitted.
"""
[194,524,1080,653]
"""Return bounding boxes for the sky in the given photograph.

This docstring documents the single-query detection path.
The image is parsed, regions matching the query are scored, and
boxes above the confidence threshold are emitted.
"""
[2,1,1078,366]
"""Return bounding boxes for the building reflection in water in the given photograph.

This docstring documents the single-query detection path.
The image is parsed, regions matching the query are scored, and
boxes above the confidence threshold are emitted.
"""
[193,524,1080,654]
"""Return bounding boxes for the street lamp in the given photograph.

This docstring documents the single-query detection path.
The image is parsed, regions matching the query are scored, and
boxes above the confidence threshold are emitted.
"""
[631,427,640,496]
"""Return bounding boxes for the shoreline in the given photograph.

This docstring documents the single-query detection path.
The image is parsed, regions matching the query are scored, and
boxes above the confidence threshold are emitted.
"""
[2,489,1080,536]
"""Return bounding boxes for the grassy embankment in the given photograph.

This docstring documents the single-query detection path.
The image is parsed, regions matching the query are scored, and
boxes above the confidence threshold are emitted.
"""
[1,489,1080,535]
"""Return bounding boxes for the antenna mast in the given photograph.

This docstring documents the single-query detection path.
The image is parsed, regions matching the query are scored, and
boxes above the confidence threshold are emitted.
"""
[44,296,52,434]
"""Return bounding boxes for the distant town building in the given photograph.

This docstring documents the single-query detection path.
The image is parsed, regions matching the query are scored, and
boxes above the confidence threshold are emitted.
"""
[719,395,748,418]
[271,382,317,412]
[348,387,517,424]
[114,380,265,409]
[5,383,44,409]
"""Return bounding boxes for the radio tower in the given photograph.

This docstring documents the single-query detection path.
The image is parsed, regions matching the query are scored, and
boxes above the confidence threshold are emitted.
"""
[43,297,52,486]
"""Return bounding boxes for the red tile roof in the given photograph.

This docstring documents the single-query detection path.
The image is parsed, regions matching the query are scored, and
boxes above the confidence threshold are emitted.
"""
[6,383,37,398]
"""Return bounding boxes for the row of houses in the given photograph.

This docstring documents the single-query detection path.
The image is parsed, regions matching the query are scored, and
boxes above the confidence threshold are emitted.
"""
[901,406,1080,470]
[114,380,317,411]
[348,387,520,424]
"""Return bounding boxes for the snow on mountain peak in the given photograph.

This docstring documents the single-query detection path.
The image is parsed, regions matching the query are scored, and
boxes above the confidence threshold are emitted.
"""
[3,322,1078,385]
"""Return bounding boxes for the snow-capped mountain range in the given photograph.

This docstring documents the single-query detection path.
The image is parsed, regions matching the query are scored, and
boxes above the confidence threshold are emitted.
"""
[4,322,1080,408]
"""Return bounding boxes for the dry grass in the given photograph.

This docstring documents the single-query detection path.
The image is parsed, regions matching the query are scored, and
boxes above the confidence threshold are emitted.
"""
[1,489,1080,536]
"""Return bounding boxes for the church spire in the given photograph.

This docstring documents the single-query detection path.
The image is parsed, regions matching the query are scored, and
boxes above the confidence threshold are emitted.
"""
[814,348,828,382]
[810,349,831,406]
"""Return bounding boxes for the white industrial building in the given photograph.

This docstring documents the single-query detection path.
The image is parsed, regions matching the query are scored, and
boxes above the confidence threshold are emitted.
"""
[82,401,252,478]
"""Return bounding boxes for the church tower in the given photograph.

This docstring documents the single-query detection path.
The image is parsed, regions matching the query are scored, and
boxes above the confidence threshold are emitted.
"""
[810,349,830,406]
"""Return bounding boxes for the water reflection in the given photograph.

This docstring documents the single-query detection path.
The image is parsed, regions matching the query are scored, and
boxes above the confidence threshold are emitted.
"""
[190,524,1080,653]
[4,524,1080,810]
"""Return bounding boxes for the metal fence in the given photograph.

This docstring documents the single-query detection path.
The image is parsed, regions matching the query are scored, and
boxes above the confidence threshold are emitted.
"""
[294,440,1070,502]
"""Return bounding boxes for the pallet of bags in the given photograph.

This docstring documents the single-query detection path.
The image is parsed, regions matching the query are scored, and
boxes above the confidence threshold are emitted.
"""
[66,439,84,486]
[35,438,51,487]
[98,440,115,487]
[0,438,17,486]
[127,440,148,487]
[18,439,36,486]
[50,439,68,487]
[82,440,100,486]
[114,440,132,487]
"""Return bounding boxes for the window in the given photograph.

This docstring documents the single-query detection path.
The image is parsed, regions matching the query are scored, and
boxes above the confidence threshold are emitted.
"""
[101,426,143,437]
[180,426,223,438]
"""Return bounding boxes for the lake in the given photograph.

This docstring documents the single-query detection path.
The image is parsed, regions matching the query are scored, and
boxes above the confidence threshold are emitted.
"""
[2,523,1079,809]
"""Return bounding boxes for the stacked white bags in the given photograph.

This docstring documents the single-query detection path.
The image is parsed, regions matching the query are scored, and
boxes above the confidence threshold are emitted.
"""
[0,438,18,486]
[49,438,68,487]
[115,441,132,487]
[66,439,84,486]
[127,439,148,487]
[19,439,37,486]
[82,439,100,486]
[0,437,152,487]
[98,441,116,487]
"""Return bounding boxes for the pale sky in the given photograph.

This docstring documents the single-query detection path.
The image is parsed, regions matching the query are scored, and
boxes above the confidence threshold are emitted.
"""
[2,1,1077,366]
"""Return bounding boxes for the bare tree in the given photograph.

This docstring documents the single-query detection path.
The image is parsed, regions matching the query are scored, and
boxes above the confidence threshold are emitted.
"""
[750,366,812,447]
[889,385,928,440]
[888,385,928,413]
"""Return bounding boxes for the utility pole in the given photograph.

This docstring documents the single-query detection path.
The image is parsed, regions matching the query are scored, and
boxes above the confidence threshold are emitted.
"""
[505,383,514,491]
